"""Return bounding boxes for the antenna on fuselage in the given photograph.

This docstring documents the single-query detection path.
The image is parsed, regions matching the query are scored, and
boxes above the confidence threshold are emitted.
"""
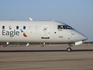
[29,17,33,21]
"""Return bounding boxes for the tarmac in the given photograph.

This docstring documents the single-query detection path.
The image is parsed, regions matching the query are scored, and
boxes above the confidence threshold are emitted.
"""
[0,44,93,70]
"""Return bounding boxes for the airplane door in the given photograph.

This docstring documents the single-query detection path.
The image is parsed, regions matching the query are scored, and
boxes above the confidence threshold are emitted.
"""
[41,25,50,39]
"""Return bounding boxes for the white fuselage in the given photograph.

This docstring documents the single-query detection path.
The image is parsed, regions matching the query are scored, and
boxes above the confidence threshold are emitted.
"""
[0,21,87,44]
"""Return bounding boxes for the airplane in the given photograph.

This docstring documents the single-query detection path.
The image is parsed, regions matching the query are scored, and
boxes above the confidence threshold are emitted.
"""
[0,20,87,52]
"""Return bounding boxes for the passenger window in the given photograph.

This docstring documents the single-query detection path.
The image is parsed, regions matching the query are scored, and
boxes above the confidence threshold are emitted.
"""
[2,26,5,29]
[23,26,26,30]
[58,25,63,29]
[16,26,19,29]
[9,26,12,30]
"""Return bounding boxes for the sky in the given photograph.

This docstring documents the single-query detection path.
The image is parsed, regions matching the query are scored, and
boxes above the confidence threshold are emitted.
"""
[0,0,93,41]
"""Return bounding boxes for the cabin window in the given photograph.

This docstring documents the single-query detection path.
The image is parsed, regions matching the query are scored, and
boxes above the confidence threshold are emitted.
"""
[23,26,26,30]
[2,26,5,29]
[9,26,12,30]
[58,25,73,30]
[16,26,19,29]
[58,25,63,29]
[63,25,73,29]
